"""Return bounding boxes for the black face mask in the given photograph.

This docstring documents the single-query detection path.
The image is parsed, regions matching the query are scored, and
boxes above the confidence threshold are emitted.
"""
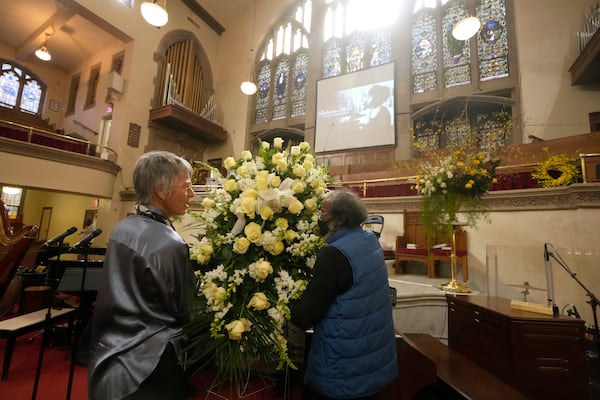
[318,219,330,237]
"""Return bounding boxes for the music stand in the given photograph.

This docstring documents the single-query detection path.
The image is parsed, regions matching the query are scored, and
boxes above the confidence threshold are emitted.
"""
[32,243,70,400]
[31,240,103,400]
[65,240,101,400]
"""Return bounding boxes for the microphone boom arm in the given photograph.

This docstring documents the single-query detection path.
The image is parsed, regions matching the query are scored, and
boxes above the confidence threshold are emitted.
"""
[548,246,600,355]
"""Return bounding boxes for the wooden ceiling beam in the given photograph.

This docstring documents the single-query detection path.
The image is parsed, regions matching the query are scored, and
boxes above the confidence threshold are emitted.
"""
[181,0,225,35]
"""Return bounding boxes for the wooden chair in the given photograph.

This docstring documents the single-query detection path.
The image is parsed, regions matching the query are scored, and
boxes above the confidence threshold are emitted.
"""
[394,211,434,276]
[394,211,469,281]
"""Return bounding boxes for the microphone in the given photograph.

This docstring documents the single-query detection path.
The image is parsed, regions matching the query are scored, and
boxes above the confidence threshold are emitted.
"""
[43,226,77,246]
[69,229,102,250]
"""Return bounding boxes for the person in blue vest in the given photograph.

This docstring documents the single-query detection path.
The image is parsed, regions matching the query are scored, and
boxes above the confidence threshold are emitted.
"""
[291,188,398,400]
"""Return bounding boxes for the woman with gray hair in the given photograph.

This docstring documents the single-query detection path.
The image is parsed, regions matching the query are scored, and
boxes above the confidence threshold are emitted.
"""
[291,188,398,400]
[88,151,196,399]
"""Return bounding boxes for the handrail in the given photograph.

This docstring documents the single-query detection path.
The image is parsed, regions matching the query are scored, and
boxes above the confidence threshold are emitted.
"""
[0,119,117,160]
[73,119,99,136]
[334,154,597,197]
[579,152,600,183]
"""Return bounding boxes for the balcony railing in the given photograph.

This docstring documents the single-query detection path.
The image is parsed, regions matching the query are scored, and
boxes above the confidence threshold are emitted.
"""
[0,119,117,161]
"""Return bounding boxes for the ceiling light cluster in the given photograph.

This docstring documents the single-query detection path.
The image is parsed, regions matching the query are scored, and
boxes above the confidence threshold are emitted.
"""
[141,0,169,27]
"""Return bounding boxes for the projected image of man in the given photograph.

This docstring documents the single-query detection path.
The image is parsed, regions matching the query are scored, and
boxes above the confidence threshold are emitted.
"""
[361,84,392,133]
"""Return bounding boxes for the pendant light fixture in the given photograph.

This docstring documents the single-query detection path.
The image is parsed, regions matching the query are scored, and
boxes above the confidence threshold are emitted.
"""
[240,0,258,95]
[452,16,481,41]
[240,47,258,95]
[141,0,169,27]
[35,33,52,62]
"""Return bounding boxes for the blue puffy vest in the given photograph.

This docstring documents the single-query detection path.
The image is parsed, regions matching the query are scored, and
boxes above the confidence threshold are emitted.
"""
[304,226,398,398]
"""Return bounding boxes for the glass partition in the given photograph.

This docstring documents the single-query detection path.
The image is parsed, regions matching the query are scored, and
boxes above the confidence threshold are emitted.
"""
[486,244,600,330]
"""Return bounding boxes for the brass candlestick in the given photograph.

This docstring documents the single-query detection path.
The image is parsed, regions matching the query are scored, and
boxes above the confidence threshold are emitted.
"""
[439,224,471,293]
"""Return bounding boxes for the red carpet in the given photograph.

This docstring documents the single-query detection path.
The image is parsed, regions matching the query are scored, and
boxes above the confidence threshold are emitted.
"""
[0,333,291,399]
[0,335,87,399]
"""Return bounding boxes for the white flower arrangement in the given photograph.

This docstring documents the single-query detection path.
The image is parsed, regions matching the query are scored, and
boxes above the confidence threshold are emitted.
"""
[184,138,331,379]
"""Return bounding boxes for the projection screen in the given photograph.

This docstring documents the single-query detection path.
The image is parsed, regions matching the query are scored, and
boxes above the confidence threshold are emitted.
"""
[315,62,395,153]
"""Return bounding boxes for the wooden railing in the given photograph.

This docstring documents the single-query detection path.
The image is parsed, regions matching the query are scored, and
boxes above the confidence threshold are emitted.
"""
[0,119,117,161]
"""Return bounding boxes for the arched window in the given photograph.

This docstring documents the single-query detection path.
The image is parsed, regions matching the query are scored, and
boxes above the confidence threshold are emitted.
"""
[411,0,512,97]
[411,0,518,151]
[321,0,394,78]
[253,0,312,126]
[0,59,46,116]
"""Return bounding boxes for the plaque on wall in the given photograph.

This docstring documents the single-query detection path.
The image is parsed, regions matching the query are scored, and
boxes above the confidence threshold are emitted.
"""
[127,123,141,148]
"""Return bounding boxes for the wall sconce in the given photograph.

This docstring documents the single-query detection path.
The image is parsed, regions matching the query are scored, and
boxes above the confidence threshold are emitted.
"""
[141,0,169,27]
[452,16,481,40]
[35,33,52,61]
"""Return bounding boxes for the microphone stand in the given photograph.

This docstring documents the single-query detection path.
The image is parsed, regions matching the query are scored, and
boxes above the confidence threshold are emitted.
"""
[548,246,599,359]
[544,243,559,317]
[66,242,93,400]
[32,241,69,400]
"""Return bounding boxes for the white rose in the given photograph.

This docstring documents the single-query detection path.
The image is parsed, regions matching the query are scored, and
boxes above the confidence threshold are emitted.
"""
[273,137,284,149]
[225,318,252,340]
[241,150,252,160]
[224,157,236,170]
[248,292,270,311]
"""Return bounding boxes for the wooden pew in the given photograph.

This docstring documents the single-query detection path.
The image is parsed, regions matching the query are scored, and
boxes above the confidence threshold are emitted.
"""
[376,335,437,400]
[401,333,529,400]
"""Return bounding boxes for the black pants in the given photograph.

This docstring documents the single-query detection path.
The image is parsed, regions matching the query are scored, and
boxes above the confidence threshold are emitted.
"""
[124,343,188,400]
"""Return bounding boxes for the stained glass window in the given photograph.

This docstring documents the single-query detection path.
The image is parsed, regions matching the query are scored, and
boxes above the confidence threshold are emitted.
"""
[0,60,45,115]
[476,108,511,150]
[0,68,19,108]
[322,1,393,79]
[253,0,311,125]
[346,33,365,73]
[412,9,437,93]
[323,39,343,78]
[443,1,471,87]
[477,0,509,81]
[291,51,309,117]
[411,0,511,93]
[444,115,470,148]
[20,78,42,113]
[272,58,290,120]
[370,32,392,67]
[413,102,512,154]
[255,62,272,124]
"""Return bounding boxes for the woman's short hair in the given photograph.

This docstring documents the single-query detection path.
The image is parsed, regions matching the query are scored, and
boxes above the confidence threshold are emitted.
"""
[325,188,368,227]
[133,151,193,204]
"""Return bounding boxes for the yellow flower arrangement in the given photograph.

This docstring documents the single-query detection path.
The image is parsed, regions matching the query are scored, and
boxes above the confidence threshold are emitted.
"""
[415,150,500,235]
[532,153,580,188]
[183,138,331,380]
